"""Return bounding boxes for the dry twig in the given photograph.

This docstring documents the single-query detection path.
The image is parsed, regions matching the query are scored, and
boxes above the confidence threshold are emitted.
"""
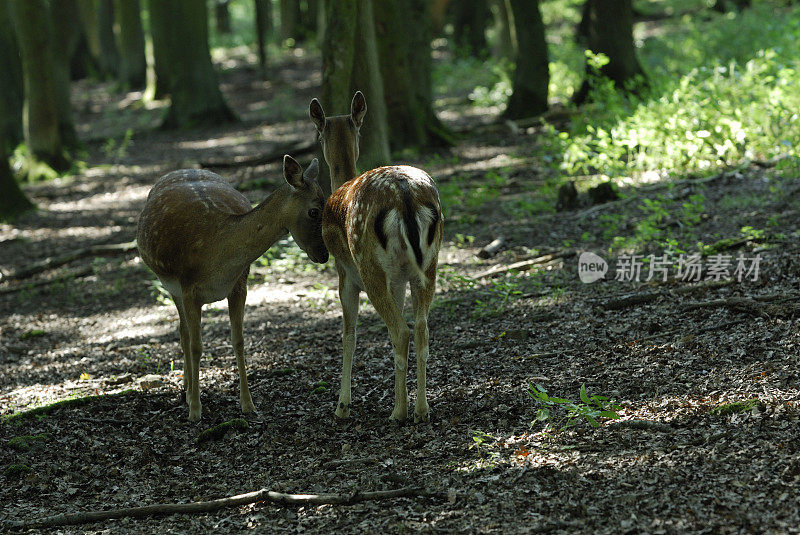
[1,241,137,283]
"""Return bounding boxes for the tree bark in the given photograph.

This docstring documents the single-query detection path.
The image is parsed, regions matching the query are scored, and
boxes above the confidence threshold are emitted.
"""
[153,0,237,129]
[503,0,548,119]
[215,0,232,33]
[491,0,516,59]
[279,0,299,43]
[573,0,647,105]
[9,0,70,172]
[0,0,23,147]
[145,0,172,99]
[451,0,490,56]
[115,0,147,89]
[254,0,272,77]
[0,88,34,221]
[50,0,81,149]
[373,0,452,152]
[97,0,120,78]
[320,0,390,192]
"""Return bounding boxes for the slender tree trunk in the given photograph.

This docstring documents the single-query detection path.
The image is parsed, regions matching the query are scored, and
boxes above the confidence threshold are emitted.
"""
[154,0,236,129]
[115,0,147,88]
[373,0,452,152]
[0,87,34,221]
[451,0,490,56]
[431,0,450,36]
[10,0,70,172]
[50,0,81,149]
[254,0,272,77]
[0,0,23,147]
[573,0,647,105]
[97,0,120,78]
[491,0,516,59]
[146,0,172,99]
[503,0,548,119]
[279,0,298,43]
[215,0,232,33]
[319,0,390,194]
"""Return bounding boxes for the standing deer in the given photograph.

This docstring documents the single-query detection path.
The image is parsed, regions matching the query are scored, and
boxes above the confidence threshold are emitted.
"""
[137,156,328,421]
[310,92,443,423]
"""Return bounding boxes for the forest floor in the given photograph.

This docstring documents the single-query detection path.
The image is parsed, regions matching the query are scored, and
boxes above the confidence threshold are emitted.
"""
[1,50,800,534]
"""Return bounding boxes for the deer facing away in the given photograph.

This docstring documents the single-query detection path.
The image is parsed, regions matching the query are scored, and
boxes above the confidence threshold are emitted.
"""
[310,91,443,423]
[137,156,328,421]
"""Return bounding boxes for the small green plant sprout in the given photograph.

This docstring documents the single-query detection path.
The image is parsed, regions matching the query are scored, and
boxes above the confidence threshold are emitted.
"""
[530,383,622,431]
[453,233,475,248]
[469,430,500,460]
[474,275,523,319]
[197,418,249,444]
[311,380,330,395]
[149,278,174,306]
[19,329,46,341]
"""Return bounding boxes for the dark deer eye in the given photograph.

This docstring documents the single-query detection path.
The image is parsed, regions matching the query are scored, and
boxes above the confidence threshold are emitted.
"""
[308,208,321,220]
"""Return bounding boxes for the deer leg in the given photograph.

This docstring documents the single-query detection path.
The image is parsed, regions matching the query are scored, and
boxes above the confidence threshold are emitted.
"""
[336,273,360,419]
[364,271,411,424]
[182,294,203,421]
[228,276,255,414]
[410,273,436,423]
[174,297,191,404]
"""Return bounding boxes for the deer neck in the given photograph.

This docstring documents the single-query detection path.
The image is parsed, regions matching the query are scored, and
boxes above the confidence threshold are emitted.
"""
[329,159,358,191]
[227,185,292,264]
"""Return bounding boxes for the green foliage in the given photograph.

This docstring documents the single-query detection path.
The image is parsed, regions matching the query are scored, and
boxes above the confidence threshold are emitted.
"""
[474,275,523,319]
[310,380,330,395]
[197,418,249,444]
[252,238,329,275]
[8,433,49,452]
[149,278,174,306]
[530,383,622,432]
[469,430,500,462]
[712,399,763,415]
[4,464,32,479]
[102,129,133,161]
[2,391,133,423]
[19,329,45,341]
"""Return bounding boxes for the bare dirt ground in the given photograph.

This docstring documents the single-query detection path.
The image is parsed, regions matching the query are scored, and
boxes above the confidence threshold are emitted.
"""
[1,52,799,534]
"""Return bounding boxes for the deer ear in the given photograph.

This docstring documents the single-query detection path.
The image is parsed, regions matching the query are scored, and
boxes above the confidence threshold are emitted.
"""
[309,98,326,133]
[283,155,305,189]
[351,91,366,128]
[303,158,320,182]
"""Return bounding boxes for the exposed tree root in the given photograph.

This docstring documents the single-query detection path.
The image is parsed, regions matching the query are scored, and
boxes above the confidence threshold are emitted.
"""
[1,241,137,283]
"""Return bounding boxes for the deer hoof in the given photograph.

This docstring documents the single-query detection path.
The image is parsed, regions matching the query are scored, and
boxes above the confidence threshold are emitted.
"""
[241,401,256,414]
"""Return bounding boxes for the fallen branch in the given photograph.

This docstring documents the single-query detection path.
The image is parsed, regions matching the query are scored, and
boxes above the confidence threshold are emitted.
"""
[199,139,315,169]
[476,236,505,259]
[474,250,574,279]
[1,241,137,283]
[0,266,94,295]
[601,291,660,311]
[634,319,746,343]
[685,297,771,316]
[8,486,432,529]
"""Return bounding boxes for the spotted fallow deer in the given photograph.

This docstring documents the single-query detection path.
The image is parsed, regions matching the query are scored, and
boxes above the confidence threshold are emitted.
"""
[137,156,328,421]
[310,91,444,423]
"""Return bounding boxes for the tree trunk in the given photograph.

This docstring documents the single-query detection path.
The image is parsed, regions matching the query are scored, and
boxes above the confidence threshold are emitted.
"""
[279,0,299,43]
[0,0,23,147]
[115,0,147,88]
[0,87,34,221]
[319,0,390,194]
[373,0,452,152]
[431,0,450,36]
[451,0,490,56]
[97,0,120,78]
[145,0,172,99]
[712,0,750,12]
[50,0,81,149]
[154,0,236,129]
[503,0,548,119]
[573,0,647,105]
[215,0,232,33]
[254,0,272,77]
[9,0,70,172]
[491,0,516,59]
